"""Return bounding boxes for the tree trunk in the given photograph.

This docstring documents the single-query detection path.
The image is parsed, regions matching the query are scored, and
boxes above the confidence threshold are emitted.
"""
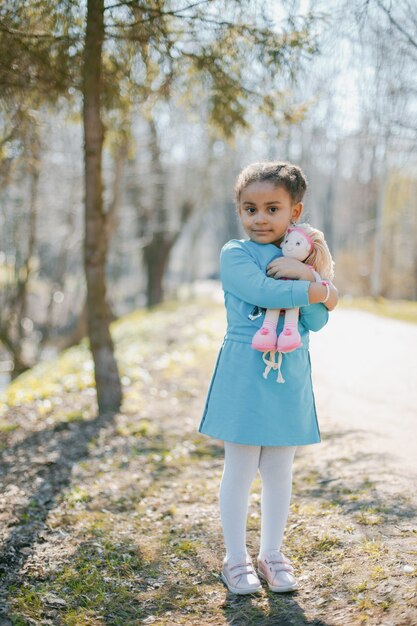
[60,299,88,350]
[83,0,121,414]
[6,126,40,378]
[106,137,128,242]
[0,329,30,379]
[142,118,170,307]
[322,142,339,253]
[141,120,194,307]
[143,233,175,307]
[370,150,388,298]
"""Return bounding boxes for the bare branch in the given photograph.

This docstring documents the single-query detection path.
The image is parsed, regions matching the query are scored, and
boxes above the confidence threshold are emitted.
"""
[391,119,417,132]
[0,24,78,41]
[374,0,417,50]
[104,0,212,12]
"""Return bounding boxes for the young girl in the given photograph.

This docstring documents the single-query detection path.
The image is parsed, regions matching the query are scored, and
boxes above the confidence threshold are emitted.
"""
[198,161,338,595]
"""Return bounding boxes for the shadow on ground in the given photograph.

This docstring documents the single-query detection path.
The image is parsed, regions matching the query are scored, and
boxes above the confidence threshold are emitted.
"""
[296,427,417,523]
[0,410,117,623]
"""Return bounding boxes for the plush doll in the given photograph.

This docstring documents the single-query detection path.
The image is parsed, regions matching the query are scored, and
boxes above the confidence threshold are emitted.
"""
[251,222,335,355]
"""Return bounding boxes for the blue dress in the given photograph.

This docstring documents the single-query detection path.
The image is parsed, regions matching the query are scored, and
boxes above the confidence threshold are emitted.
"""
[198,239,329,447]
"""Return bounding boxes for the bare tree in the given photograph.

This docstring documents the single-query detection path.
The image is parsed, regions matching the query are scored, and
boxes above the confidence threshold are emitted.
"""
[0,117,41,377]
[83,0,122,412]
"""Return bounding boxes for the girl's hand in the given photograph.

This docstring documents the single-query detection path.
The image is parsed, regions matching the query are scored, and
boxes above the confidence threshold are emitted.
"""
[267,257,314,281]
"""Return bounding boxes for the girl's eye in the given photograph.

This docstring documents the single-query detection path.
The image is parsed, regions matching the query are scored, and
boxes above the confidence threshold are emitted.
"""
[296,242,300,246]
[246,207,256,213]
[269,207,278,212]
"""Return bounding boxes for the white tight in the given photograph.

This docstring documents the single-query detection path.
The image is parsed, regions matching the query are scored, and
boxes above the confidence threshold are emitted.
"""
[219,442,297,559]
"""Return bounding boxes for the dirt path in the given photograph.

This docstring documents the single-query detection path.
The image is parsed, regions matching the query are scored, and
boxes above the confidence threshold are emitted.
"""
[309,308,417,476]
[0,299,416,625]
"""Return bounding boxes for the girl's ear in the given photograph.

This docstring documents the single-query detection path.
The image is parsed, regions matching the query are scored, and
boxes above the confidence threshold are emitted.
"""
[292,202,303,222]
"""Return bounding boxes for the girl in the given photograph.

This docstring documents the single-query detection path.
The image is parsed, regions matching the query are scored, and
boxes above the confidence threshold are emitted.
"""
[198,161,338,595]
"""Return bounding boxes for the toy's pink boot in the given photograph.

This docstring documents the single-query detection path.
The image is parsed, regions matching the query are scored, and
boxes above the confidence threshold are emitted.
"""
[252,321,278,352]
[276,324,302,353]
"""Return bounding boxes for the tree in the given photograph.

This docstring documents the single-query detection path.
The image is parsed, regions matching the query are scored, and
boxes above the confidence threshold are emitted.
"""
[83,0,122,412]
[0,107,41,377]
[2,0,320,412]
[0,1,81,377]
[137,116,192,307]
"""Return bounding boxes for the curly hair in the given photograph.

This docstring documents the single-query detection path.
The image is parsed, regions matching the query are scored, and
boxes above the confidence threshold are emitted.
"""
[234,161,308,205]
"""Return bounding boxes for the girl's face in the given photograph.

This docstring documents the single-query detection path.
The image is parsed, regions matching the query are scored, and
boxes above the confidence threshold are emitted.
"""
[237,181,303,247]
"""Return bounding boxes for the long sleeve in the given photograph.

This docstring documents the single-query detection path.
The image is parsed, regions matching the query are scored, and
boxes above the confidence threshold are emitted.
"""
[299,303,329,332]
[220,240,310,309]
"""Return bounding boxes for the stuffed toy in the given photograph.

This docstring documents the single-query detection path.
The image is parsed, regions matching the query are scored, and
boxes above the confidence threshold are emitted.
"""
[251,222,335,359]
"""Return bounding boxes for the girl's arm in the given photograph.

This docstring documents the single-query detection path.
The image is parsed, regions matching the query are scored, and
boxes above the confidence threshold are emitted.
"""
[299,303,329,332]
[220,240,338,310]
[220,241,311,309]
[267,256,339,311]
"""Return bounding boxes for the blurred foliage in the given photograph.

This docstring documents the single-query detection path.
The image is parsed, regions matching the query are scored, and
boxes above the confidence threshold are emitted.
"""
[0,1,320,141]
[0,298,224,418]
[340,296,417,325]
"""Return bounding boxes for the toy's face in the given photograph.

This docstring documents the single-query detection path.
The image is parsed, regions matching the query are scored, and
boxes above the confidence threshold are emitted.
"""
[281,230,311,261]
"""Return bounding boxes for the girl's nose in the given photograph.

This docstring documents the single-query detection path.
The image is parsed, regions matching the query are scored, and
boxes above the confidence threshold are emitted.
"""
[254,213,267,223]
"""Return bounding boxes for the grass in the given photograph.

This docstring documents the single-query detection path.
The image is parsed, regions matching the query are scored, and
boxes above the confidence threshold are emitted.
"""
[307,533,343,555]
[0,419,18,433]
[360,539,388,559]
[0,298,224,415]
[354,507,384,526]
[10,540,149,625]
[340,295,417,324]
[2,296,417,625]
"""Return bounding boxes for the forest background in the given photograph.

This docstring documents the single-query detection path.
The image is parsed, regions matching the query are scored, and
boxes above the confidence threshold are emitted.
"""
[1,0,416,409]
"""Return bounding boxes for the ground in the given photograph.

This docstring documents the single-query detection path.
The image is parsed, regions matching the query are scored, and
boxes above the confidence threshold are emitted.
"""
[0,295,416,626]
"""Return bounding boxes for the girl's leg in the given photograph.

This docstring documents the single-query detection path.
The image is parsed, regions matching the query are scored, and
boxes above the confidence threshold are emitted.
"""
[258,445,297,554]
[219,441,261,560]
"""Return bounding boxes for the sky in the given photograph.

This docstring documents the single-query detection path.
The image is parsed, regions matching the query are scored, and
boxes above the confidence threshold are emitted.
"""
[268,0,365,134]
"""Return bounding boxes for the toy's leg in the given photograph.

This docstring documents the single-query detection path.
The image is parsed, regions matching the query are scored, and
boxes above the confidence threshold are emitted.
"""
[276,308,302,353]
[252,309,280,351]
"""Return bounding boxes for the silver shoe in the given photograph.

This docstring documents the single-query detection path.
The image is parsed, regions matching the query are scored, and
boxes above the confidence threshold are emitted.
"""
[257,550,298,592]
[221,554,263,594]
